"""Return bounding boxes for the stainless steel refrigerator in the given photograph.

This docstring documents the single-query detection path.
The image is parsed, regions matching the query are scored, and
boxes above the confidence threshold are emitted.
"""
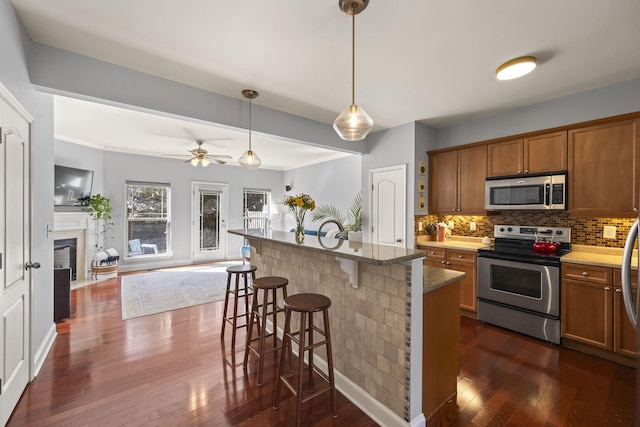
[621,219,639,426]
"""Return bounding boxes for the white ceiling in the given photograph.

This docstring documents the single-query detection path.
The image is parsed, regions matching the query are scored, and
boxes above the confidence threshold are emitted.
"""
[11,0,640,170]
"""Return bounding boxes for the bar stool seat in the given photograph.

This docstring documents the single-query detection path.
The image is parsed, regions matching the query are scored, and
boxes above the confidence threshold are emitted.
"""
[221,264,257,350]
[243,276,289,386]
[273,293,337,426]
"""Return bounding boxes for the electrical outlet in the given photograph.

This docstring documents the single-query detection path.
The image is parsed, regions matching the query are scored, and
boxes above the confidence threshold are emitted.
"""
[470,221,476,231]
[603,225,616,239]
[448,220,454,229]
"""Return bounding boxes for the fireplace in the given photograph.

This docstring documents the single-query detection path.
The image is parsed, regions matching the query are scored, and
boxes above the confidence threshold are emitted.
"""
[54,238,77,280]
[54,212,91,282]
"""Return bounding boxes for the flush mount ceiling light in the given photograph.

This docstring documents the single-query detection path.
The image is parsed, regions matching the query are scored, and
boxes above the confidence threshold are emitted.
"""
[333,0,374,141]
[238,89,262,170]
[496,56,537,80]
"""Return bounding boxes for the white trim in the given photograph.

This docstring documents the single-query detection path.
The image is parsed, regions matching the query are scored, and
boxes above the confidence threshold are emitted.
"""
[33,324,57,377]
[269,321,416,427]
[0,82,34,122]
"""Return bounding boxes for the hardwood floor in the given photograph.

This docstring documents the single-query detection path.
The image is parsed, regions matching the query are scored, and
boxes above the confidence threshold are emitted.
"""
[7,272,638,427]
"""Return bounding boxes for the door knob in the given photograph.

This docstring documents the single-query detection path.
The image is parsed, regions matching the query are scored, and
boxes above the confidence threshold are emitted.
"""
[396,239,402,243]
[25,262,41,270]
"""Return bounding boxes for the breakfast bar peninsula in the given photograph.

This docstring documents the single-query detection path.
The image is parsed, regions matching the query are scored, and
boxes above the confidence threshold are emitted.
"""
[229,229,464,427]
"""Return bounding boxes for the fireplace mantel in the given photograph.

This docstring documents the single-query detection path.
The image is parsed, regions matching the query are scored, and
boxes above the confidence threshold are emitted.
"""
[54,212,95,281]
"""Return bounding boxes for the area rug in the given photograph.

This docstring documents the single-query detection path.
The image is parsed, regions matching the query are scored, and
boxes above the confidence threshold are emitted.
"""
[121,262,241,320]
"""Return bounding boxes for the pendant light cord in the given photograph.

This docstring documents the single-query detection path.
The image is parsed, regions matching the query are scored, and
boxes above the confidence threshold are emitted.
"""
[248,97,252,151]
[351,13,355,106]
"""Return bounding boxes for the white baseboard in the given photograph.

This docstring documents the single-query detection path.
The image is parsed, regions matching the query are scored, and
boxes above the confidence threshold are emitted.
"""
[269,321,419,427]
[33,322,57,378]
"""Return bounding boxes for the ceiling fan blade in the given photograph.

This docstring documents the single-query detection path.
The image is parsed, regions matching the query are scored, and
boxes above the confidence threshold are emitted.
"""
[210,154,232,159]
[213,159,227,165]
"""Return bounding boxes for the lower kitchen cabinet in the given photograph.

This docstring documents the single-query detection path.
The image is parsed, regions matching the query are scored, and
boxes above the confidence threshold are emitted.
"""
[561,263,637,365]
[423,247,477,316]
[613,269,638,358]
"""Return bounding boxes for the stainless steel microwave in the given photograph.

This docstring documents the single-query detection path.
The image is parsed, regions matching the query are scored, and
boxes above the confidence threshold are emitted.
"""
[485,172,566,210]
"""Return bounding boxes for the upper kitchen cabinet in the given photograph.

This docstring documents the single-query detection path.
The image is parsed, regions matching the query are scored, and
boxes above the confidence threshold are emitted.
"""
[429,145,487,215]
[568,118,640,217]
[487,131,567,177]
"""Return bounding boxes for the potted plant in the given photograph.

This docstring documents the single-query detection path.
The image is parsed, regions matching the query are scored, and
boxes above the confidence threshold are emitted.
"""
[312,192,362,240]
[84,193,113,252]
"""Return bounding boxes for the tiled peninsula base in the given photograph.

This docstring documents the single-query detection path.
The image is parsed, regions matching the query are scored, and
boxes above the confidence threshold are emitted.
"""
[252,240,416,424]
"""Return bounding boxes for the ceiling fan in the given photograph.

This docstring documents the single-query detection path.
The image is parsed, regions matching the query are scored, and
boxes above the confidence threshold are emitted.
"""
[177,139,232,167]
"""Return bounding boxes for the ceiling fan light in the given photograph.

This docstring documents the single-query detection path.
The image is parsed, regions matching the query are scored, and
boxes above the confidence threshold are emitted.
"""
[239,150,261,170]
[190,157,199,167]
[496,56,537,80]
[201,158,210,167]
[333,104,373,141]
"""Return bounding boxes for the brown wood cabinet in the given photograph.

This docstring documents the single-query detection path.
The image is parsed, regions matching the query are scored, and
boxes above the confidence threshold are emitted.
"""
[423,247,477,315]
[561,263,637,363]
[568,119,640,217]
[428,145,486,215]
[613,269,638,358]
[487,131,567,177]
[561,264,613,350]
[423,280,460,421]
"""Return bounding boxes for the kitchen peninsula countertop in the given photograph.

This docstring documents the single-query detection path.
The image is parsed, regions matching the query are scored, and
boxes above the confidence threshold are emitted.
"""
[229,229,426,265]
[423,266,466,293]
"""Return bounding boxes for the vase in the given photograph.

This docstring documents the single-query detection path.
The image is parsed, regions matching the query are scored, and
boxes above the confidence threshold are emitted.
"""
[295,225,305,244]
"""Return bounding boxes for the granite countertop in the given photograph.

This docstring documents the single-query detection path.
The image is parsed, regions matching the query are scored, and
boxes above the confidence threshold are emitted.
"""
[423,266,466,294]
[561,244,638,269]
[229,229,426,266]
[416,236,486,251]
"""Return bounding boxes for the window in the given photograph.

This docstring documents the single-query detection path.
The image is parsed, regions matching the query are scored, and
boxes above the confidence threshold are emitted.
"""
[243,189,270,230]
[126,182,170,257]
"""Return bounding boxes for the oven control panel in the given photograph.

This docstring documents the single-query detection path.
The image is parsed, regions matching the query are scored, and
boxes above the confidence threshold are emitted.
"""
[494,225,571,243]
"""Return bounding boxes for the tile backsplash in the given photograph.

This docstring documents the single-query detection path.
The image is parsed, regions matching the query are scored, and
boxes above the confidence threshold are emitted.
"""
[415,211,635,248]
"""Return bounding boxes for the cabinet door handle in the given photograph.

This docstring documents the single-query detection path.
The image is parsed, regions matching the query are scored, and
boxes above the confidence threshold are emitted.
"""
[524,169,529,173]
[604,287,611,291]
[517,170,522,174]
[446,261,451,266]
[616,288,622,293]
[429,251,435,255]
[634,207,638,212]
[582,272,589,276]
[458,255,464,258]
[441,261,446,265]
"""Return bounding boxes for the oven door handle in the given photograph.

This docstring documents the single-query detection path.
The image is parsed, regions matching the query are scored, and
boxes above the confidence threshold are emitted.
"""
[621,218,638,329]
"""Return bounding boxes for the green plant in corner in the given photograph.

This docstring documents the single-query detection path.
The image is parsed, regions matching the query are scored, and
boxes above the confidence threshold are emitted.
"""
[84,193,113,252]
[312,192,362,238]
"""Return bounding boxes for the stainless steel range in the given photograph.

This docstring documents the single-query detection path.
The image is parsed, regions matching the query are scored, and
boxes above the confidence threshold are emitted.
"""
[477,224,572,344]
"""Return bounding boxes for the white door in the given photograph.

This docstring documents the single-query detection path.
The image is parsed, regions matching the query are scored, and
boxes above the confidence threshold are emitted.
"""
[370,165,406,247]
[0,85,33,426]
[192,182,227,262]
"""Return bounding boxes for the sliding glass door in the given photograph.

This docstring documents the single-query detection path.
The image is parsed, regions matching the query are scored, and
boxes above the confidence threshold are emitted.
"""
[192,182,228,262]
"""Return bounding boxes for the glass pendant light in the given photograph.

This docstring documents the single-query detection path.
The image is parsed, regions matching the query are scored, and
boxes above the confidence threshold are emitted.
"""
[333,0,373,141]
[239,89,262,170]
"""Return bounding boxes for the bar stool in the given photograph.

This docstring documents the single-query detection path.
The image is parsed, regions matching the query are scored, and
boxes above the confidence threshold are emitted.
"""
[243,276,289,386]
[221,264,257,350]
[273,293,336,426]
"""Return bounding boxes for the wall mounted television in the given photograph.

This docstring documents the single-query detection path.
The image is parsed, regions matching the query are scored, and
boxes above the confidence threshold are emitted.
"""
[54,165,94,206]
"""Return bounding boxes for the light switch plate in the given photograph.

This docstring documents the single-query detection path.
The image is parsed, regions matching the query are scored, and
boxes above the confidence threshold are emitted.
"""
[603,225,616,239]
[448,220,454,229]
[470,221,476,231]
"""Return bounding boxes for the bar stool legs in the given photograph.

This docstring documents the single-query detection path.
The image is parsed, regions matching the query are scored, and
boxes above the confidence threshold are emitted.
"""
[273,293,337,426]
[221,264,257,350]
[243,276,288,386]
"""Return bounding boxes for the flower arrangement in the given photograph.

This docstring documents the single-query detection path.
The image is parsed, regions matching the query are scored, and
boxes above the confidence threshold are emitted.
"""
[284,193,315,243]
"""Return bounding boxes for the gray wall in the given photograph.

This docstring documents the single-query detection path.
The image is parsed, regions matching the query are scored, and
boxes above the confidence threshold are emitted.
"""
[100,151,284,270]
[1,2,55,371]
[282,155,362,232]
[436,77,640,149]
[54,139,105,212]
